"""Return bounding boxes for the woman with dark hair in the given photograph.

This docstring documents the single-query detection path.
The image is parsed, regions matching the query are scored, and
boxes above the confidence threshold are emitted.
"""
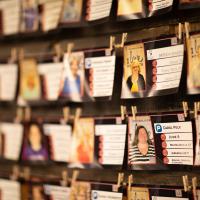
[129,125,155,163]
[22,124,48,161]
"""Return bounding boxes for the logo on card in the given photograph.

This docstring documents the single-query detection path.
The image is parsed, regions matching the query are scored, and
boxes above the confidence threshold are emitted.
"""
[92,191,98,200]
[155,124,162,133]
[85,59,92,69]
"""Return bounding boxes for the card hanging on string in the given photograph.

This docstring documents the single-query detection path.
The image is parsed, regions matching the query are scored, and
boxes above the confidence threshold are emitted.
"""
[117,0,174,20]
[38,0,63,32]
[121,36,184,99]
[20,0,39,32]
[60,0,83,24]
[0,0,20,35]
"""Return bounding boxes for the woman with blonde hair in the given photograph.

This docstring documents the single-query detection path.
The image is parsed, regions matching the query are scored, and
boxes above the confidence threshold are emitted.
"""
[126,60,145,93]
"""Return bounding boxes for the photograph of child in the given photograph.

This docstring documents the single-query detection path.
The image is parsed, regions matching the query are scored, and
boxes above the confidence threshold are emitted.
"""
[60,52,84,101]
[129,117,156,164]
[22,123,48,161]
[21,0,39,32]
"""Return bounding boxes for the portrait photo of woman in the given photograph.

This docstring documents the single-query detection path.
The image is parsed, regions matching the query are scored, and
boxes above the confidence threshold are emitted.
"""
[129,124,155,164]
[22,124,48,161]
[126,60,146,93]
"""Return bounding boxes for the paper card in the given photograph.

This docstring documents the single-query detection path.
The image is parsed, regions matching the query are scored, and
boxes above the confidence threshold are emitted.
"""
[0,0,20,35]
[0,64,17,101]
[60,52,84,102]
[20,0,39,32]
[19,59,41,101]
[39,0,63,32]
[70,182,91,200]
[38,62,63,100]
[95,118,127,166]
[0,179,21,200]
[128,187,149,200]
[44,184,71,200]
[22,123,49,161]
[186,34,200,94]
[86,0,113,21]
[121,38,184,99]
[152,114,193,166]
[60,0,83,24]
[43,124,72,162]
[0,123,23,160]
[117,0,173,19]
[128,116,156,165]
[70,118,94,164]
[84,49,116,100]
[91,190,123,200]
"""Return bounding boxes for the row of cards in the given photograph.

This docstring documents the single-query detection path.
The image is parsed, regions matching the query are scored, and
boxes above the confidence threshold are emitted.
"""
[0,178,198,200]
[2,34,200,102]
[0,0,199,35]
[1,112,200,169]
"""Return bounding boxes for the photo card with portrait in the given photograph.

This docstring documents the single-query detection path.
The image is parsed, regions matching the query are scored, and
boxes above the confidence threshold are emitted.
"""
[84,48,116,101]
[59,51,84,102]
[128,116,156,169]
[186,33,200,94]
[60,0,83,24]
[43,123,72,163]
[21,122,49,162]
[121,37,184,99]
[20,0,39,32]
[117,0,174,20]
[38,62,63,101]
[94,117,127,169]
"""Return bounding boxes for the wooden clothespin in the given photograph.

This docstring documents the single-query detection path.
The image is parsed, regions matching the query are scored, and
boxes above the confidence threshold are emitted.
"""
[18,48,25,61]
[74,108,82,124]
[67,43,74,55]
[183,175,191,192]
[116,173,124,189]
[53,43,62,63]
[194,102,200,119]
[131,106,137,121]
[60,107,70,124]
[22,167,31,181]
[192,177,198,200]
[120,105,127,120]
[178,23,183,41]
[14,107,24,123]
[128,174,133,191]
[10,165,20,181]
[24,106,31,122]
[8,48,17,64]
[60,170,68,187]
[109,36,116,51]
[184,22,190,39]
[115,33,128,48]
[182,101,189,118]
[71,170,79,186]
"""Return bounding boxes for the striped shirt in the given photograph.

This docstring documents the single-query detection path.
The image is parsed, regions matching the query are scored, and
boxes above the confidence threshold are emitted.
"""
[129,144,155,163]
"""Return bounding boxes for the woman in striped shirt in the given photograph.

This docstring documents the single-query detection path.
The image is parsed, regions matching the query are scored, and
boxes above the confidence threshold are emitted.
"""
[129,125,155,164]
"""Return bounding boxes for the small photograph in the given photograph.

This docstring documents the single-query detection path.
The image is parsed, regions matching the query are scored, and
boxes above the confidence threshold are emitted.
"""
[117,0,143,16]
[60,0,83,23]
[121,43,146,98]
[70,118,94,164]
[60,52,84,101]
[21,0,39,32]
[22,123,49,161]
[128,117,156,164]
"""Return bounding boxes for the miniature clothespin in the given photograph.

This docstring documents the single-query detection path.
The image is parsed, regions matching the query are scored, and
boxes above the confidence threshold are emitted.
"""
[60,107,70,124]
[115,33,128,48]
[117,172,124,189]
[120,105,127,120]
[14,107,24,123]
[182,175,191,192]
[60,170,68,187]
[194,102,200,119]
[74,108,82,124]
[24,106,31,122]
[178,23,183,41]
[184,22,190,39]
[192,177,198,200]
[128,174,133,191]
[131,106,137,121]
[10,165,20,181]
[22,167,31,181]
[18,48,25,61]
[67,43,74,55]
[71,170,79,186]
[182,101,189,118]
[8,48,17,64]
[53,43,62,63]
[109,36,116,51]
